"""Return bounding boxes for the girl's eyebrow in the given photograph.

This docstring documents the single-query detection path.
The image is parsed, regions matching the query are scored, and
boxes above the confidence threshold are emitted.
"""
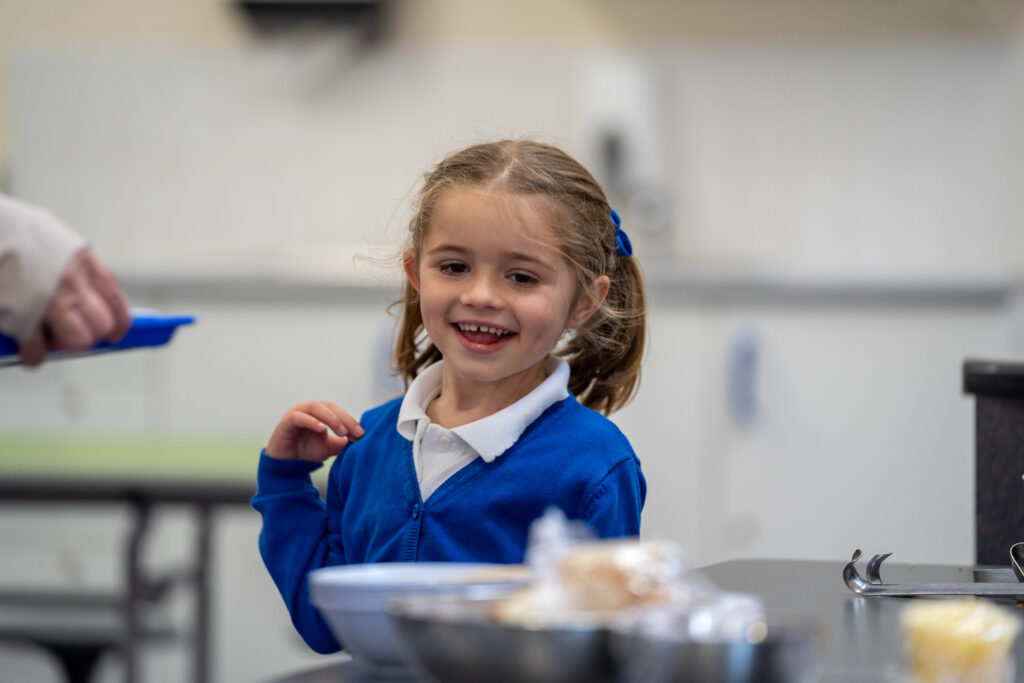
[425,243,468,256]
[427,243,555,268]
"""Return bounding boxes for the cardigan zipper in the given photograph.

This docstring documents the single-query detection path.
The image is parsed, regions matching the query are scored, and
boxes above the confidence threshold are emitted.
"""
[405,501,422,560]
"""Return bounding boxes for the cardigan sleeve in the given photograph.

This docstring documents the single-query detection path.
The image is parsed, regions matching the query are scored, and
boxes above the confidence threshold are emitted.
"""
[577,456,647,539]
[251,450,342,654]
[0,194,86,341]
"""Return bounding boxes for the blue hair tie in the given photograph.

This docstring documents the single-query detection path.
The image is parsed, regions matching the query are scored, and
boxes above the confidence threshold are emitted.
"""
[610,208,632,257]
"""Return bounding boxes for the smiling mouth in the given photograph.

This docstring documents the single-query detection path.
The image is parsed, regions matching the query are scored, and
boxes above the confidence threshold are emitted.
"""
[454,323,514,346]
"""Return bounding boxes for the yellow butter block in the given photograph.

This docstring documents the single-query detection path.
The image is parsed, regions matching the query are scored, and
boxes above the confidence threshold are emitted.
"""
[902,598,1020,683]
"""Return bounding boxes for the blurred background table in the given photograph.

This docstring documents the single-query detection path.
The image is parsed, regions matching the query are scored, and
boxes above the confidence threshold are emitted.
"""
[0,472,254,683]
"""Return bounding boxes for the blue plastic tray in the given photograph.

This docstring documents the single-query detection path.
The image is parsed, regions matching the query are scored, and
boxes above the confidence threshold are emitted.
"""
[0,310,195,367]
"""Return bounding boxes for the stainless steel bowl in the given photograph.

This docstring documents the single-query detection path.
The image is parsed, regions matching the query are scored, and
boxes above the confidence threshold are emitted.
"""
[309,563,527,675]
[613,623,821,683]
[391,591,820,683]
[390,592,616,683]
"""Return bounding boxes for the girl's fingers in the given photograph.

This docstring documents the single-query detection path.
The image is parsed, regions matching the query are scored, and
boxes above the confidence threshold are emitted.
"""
[267,402,362,462]
[290,411,329,435]
[266,412,317,459]
[344,415,365,440]
[303,403,348,438]
[322,402,365,440]
[298,429,349,463]
[322,434,350,455]
[300,402,364,440]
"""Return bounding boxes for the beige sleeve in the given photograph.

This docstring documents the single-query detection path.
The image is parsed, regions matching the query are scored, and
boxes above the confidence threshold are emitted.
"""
[0,194,87,342]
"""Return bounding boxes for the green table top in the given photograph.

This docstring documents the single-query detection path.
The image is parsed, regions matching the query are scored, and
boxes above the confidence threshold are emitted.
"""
[0,433,260,479]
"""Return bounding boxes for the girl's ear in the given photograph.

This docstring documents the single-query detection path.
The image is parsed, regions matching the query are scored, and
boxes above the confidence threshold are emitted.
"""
[568,275,610,329]
[403,251,421,292]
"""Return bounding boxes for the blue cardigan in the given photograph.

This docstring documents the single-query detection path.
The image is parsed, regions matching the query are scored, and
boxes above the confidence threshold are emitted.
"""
[252,393,646,653]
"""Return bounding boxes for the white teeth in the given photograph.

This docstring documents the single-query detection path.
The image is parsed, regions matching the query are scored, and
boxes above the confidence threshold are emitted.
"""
[458,323,508,336]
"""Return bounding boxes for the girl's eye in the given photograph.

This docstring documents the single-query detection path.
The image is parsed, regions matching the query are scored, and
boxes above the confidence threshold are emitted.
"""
[439,262,469,275]
[509,272,537,286]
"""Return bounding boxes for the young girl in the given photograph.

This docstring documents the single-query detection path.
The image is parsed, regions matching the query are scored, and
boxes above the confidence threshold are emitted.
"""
[252,139,648,654]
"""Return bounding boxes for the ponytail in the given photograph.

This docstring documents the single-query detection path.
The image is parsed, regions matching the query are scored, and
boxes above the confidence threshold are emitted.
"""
[562,230,647,415]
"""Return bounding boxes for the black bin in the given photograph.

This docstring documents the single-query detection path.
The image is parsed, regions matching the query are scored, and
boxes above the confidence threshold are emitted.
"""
[963,359,1024,565]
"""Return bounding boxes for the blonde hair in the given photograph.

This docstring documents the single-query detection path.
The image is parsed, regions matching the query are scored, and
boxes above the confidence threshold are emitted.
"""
[392,139,647,415]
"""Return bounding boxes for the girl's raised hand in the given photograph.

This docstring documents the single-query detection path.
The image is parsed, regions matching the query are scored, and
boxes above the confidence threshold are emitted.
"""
[265,401,365,463]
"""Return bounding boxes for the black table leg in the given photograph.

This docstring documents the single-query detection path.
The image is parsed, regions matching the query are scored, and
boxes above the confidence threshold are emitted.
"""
[124,500,151,683]
[195,504,213,683]
[41,642,106,683]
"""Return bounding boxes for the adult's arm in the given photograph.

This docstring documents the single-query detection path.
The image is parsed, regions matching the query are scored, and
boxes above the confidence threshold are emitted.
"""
[0,194,85,342]
[0,194,130,366]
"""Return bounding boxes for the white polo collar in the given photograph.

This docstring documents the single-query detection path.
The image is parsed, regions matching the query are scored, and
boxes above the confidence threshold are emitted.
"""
[396,357,570,461]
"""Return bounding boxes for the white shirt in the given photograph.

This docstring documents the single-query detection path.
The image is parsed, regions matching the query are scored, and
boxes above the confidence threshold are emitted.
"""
[396,356,570,500]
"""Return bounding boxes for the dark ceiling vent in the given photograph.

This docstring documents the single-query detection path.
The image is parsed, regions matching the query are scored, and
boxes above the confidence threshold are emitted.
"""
[234,1,388,42]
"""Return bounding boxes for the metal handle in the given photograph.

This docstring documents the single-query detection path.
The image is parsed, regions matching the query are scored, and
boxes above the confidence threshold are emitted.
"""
[844,549,1024,598]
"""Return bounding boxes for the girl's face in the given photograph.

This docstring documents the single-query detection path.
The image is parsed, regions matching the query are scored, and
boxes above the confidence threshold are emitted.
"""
[405,187,607,401]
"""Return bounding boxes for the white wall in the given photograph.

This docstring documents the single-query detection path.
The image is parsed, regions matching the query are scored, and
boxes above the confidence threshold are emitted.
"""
[8,39,1024,557]
[10,42,1024,277]
[3,33,1024,683]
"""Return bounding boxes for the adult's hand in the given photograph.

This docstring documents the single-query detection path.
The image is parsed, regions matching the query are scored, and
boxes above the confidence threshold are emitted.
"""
[19,247,131,367]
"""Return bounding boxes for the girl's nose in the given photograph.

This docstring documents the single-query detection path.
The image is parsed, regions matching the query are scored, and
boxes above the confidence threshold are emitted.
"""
[460,273,503,308]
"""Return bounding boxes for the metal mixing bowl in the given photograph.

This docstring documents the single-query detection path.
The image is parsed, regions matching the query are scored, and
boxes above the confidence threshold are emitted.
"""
[613,623,821,683]
[308,563,526,675]
[391,591,820,683]
[390,591,616,683]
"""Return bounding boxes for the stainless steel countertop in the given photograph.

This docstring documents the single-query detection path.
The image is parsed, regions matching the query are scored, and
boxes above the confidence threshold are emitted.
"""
[261,557,1023,683]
